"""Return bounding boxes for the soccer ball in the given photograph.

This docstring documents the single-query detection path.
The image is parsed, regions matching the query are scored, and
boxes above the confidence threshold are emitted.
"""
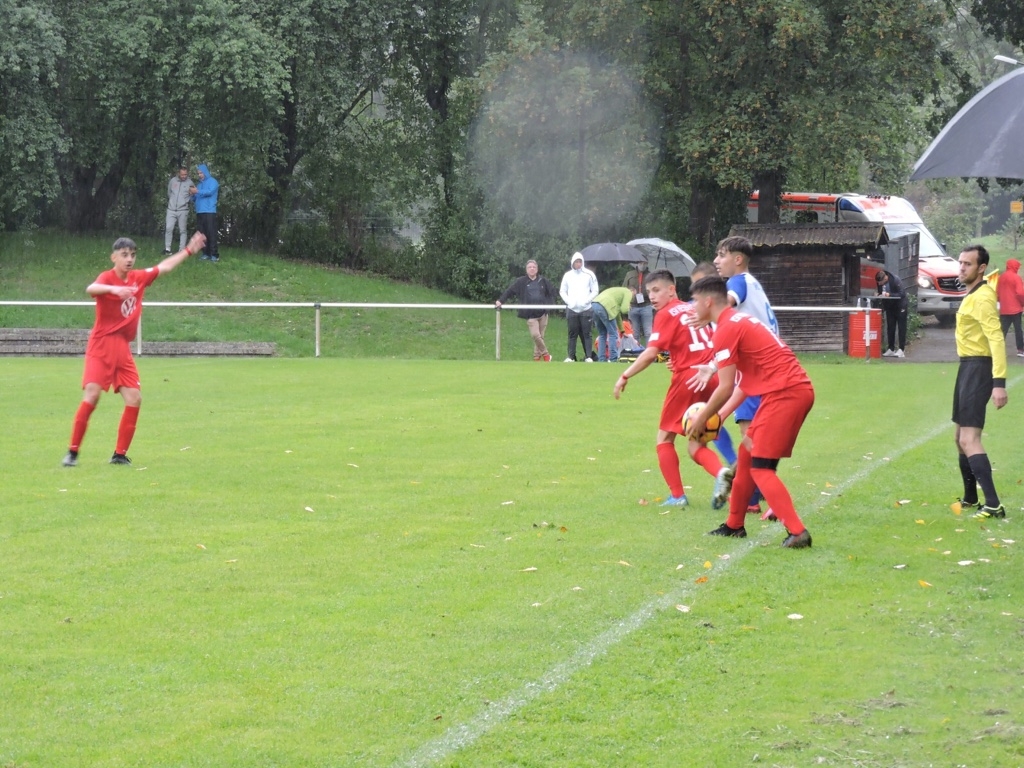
[682,402,722,444]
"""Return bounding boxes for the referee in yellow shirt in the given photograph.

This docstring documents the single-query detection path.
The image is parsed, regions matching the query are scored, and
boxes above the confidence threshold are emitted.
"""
[953,244,1008,519]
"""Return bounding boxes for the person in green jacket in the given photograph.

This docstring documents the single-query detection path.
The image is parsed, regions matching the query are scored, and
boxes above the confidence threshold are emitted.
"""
[593,286,635,362]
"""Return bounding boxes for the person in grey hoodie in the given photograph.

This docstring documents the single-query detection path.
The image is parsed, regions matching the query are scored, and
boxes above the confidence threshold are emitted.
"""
[164,166,192,255]
[559,252,599,362]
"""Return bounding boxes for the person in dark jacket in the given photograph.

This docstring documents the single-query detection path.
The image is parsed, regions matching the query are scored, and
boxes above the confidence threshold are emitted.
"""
[496,260,558,361]
[876,269,909,358]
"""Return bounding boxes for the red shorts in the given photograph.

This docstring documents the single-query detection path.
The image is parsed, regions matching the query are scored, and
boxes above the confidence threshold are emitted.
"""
[745,384,814,459]
[659,372,720,434]
[82,335,141,392]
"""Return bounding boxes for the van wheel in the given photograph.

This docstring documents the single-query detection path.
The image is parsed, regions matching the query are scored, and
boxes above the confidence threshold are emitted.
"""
[936,315,956,328]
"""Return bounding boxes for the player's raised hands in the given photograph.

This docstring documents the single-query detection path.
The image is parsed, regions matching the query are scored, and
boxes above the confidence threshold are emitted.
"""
[186,231,207,255]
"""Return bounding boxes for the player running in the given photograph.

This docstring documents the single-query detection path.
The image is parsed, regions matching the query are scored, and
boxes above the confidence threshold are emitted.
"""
[62,232,206,467]
[685,275,815,549]
[613,269,733,508]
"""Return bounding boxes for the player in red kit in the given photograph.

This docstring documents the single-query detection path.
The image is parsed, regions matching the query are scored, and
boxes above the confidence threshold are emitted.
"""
[613,269,733,508]
[685,275,815,548]
[62,232,206,467]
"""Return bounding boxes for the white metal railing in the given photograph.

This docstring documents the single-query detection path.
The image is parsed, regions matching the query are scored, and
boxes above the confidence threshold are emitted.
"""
[0,301,884,361]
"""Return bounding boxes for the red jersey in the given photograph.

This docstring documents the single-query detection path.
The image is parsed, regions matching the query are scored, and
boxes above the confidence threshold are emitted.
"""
[89,267,160,343]
[648,298,715,375]
[711,307,811,396]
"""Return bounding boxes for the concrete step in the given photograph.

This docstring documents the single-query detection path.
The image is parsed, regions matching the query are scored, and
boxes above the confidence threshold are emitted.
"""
[0,329,275,357]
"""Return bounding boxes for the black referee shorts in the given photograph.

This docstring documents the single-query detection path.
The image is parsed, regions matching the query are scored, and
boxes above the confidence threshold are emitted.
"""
[952,356,993,429]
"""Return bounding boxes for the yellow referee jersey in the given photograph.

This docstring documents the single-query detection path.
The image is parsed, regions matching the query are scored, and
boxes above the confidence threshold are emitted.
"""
[956,281,1007,382]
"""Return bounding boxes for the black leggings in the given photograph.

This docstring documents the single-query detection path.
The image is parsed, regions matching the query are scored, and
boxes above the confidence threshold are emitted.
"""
[197,212,219,258]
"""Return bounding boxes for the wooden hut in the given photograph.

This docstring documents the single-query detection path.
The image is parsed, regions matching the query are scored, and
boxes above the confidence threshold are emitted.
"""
[726,222,889,353]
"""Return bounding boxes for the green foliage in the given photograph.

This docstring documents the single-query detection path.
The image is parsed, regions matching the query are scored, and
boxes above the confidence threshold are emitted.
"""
[999,212,1022,251]
[921,179,991,249]
[0,0,66,227]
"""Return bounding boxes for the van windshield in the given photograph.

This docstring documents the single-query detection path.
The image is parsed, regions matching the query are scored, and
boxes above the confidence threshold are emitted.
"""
[883,223,945,259]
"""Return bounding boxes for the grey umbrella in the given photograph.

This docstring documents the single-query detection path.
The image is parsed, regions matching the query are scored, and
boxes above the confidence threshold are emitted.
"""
[580,242,647,264]
[911,67,1024,180]
[626,237,697,278]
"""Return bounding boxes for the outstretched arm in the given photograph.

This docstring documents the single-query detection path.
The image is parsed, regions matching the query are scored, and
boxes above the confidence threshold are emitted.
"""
[157,232,206,274]
[613,345,662,399]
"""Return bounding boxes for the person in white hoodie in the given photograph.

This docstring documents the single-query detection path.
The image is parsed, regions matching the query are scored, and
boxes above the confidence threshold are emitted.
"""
[559,252,599,362]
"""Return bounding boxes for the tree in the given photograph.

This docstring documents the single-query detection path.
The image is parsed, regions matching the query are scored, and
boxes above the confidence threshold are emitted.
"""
[645,0,949,242]
[0,0,66,228]
[971,0,1024,49]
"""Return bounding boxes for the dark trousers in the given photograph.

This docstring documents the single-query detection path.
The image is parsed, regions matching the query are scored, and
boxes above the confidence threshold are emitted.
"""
[196,212,219,258]
[884,300,908,351]
[566,308,594,361]
[1001,313,1024,352]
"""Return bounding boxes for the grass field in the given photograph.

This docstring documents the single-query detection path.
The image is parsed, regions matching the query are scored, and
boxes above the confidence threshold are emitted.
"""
[2,356,1023,767]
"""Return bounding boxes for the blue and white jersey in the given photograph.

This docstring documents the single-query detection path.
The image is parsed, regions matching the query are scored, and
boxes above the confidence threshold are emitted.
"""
[726,272,778,336]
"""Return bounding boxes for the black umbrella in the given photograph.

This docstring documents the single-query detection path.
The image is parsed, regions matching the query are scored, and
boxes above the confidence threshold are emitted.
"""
[911,67,1024,180]
[580,242,647,263]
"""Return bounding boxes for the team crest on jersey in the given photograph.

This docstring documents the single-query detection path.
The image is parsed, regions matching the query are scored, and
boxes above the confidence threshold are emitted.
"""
[121,295,137,318]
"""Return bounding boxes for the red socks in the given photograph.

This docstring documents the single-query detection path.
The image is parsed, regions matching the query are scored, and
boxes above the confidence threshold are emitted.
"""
[750,467,805,534]
[69,401,97,452]
[116,405,140,456]
[692,445,723,478]
[657,442,684,498]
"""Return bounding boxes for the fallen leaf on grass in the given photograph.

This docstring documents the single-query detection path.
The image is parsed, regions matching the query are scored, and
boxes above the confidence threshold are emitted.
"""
[893,564,907,569]
[703,561,712,569]
[501,501,514,506]
[226,559,238,564]
[470,544,485,548]
[520,567,537,572]
[695,576,708,584]
[618,560,631,567]
[918,580,932,587]
[718,554,731,560]
[347,463,359,468]
[958,560,975,566]
[572,586,583,591]
[531,602,543,607]
[1002,539,1015,544]
[898,499,912,505]
[180,446,190,451]
[788,613,803,620]
[915,519,926,525]
[196,544,206,550]
[676,564,685,570]
[304,506,314,513]
[951,501,963,515]
[978,558,991,563]
[638,498,649,506]
[676,605,691,613]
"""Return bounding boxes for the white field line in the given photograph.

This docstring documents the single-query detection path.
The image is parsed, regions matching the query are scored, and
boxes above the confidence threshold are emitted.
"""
[398,375,1021,768]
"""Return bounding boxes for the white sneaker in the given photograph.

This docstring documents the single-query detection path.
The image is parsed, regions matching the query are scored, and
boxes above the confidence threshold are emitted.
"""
[1017,351,1024,358]
[882,349,896,357]
[894,349,905,358]
[584,357,593,363]
[564,357,574,363]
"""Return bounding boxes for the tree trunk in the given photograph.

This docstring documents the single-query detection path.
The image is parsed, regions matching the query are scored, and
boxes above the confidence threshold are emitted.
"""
[63,126,138,232]
[754,169,785,224]
[688,178,716,248]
